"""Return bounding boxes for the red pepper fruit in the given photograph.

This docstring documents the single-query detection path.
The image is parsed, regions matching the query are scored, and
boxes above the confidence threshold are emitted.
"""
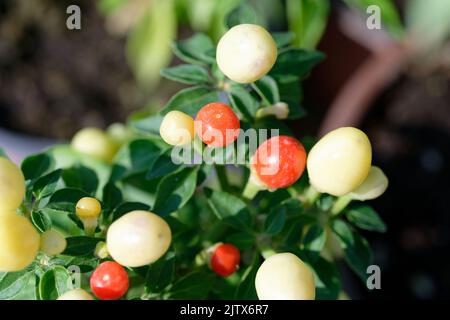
[211,243,240,277]
[195,102,240,147]
[252,135,306,189]
[90,261,129,300]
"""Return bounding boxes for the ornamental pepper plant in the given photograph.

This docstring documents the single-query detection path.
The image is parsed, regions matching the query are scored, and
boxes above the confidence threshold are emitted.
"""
[0,9,389,300]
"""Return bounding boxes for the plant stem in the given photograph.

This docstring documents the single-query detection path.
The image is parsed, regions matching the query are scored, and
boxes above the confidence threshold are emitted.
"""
[82,217,98,237]
[303,185,321,206]
[331,194,353,216]
[243,175,264,199]
[250,83,271,107]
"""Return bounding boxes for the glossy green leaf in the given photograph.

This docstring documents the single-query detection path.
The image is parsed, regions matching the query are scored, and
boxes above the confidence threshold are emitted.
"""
[301,224,326,262]
[234,261,259,300]
[346,205,387,233]
[311,256,340,300]
[39,266,73,300]
[63,237,103,257]
[161,64,211,85]
[265,206,286,235]
[146,252,175,293]
[204,188,252,229]
[160,86,221,117]
[168,269,215,299]
[331,220,373,281]
[153,167,199,216]
[0,269,35,300]
[130,114,164,137]
[33,169,62,200]
[102,182,123,210]
[21,153,54,181]
[172,33,215,65]
[111,202,150,221]
[147,152,185,180]
[111,139,163,181]
[31,210,52,233]
[270,48,325,78]
[226,232,255,250]
[62,165,99,195]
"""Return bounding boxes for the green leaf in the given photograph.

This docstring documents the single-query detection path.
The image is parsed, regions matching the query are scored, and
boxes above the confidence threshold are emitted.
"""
[31,210,52,233]
[32,169,62,200]
[21,153,53,180]
[286,0,330,49]
[226,232,255,250]
[301,224,327,262]
[161,64,210,85]
[228,85,259,121]
[234,262,259,300]
[344,0,404,39]
[153,167,199,216]
[270,48,325,79]
[277,76,306,119]
[0,269,35,300]
[130,114,164,137]
[331,220,373,281]
[204,188,252,229]
[111,139,163,181]
[145,252,175,293]
[147,152,184,180]
[172,33,215,65]
[63,237,103,256]
[111,202,150,220]
[346,205,387,233]
[39,266,73,300]
[46,188,90,214]
[225,2,257,29]
[253,76,280,105]
[126,0,176,87]
[272,32,296,48]
[160,86,220,117]
[168,269,215,299]
[42,188,90,236]
[102,182,123,210]
[62,165,99,195]
[311,256,340,300]
[265,206,286,235]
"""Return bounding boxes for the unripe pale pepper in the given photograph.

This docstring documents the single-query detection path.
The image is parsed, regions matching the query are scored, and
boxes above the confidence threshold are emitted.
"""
[216,24,277,83]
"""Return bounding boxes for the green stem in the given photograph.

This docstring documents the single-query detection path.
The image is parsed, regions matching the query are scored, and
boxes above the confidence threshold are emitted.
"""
[250,83,271,107]
[82,217,98,237]
[331,194,353,216]
[243,177,263,199]
[215,165,230,192]
[303,185,321,206]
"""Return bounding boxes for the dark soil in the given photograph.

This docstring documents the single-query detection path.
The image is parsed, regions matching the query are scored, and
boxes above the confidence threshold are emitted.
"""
[0,0,141,139]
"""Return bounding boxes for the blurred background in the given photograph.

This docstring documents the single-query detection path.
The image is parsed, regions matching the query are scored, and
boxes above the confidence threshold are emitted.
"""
[0,0,449,299]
